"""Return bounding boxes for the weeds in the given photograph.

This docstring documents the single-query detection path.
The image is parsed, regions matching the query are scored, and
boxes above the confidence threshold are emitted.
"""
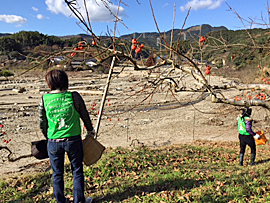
[1,140,270,202]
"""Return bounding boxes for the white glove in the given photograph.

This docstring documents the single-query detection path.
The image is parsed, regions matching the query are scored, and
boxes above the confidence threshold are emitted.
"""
[86,129,96,138]
[254,134,261,139]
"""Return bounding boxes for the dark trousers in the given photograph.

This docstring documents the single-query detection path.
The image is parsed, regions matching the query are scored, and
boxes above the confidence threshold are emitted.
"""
[48,135,85,203]
[239,134,256,154]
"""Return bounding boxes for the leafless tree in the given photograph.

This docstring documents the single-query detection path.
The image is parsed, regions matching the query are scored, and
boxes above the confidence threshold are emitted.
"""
[61,0,270,110]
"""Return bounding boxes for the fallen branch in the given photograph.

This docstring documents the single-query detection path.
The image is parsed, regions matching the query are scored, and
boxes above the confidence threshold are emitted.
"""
[211,95,270,109]
[0,146,32,162]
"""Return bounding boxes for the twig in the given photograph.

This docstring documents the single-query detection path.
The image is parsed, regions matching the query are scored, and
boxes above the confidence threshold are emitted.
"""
[169,3,176,59]
[176,8,191,52]
[64,0,98,40]
[226,2,256,46]
[0,146,32,162]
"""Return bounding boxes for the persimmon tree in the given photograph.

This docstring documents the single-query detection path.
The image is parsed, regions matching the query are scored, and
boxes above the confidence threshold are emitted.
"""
[62,0,270,111]
[1,0,270,160]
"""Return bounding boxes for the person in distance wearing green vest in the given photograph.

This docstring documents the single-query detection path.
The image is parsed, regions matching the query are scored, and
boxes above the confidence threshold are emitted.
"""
[237,107,260,166]
[39,69,94,203]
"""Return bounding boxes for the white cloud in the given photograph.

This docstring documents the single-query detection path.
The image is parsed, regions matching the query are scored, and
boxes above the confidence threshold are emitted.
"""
[162,3,169,8]
[36,14,49,20]
[45,0,125,22]
[32,7,39,12]
[37,14,44,19]
[180,0,224,12]
[0,14,27,24]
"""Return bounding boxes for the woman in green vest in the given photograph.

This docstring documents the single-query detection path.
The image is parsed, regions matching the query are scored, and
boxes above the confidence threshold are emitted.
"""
[237,107,260,166]
[39,69,94,203]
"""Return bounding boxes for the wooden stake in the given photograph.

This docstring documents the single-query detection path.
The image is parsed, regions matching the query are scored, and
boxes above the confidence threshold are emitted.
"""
[95,56,116,137]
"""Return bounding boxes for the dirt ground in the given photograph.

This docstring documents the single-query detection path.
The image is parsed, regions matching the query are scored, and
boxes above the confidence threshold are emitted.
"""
[0,66,269,177]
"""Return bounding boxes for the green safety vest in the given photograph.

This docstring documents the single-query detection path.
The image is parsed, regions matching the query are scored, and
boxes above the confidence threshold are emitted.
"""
[238,116,250,135]
[43,91,81,139]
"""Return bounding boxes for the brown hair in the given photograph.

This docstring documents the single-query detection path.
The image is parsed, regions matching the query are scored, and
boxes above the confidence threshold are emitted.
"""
[45,69,68,91]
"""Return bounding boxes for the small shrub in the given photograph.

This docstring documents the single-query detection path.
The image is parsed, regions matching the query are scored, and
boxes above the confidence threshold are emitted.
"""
[0,70,14,78]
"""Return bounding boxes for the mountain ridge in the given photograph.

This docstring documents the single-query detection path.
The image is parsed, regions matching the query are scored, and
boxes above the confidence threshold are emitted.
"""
[0,24,228,46]
[58,24,227,44]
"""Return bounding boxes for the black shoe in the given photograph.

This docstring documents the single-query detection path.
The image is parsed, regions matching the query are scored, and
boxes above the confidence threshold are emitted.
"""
[250,153,256,166]
[239,154,244,166]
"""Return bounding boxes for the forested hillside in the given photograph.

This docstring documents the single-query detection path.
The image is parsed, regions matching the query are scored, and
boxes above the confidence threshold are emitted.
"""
[0,24,270,73]
[0,24,227,58]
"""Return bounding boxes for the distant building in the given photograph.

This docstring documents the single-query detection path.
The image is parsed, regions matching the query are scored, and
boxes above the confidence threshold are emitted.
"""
[50,56,65,64]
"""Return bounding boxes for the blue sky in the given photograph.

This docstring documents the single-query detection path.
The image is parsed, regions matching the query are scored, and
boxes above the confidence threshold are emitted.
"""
[0,0,268,37]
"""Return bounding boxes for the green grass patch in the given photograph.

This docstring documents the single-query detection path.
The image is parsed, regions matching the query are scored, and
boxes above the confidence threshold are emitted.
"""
[1,140,270,202]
